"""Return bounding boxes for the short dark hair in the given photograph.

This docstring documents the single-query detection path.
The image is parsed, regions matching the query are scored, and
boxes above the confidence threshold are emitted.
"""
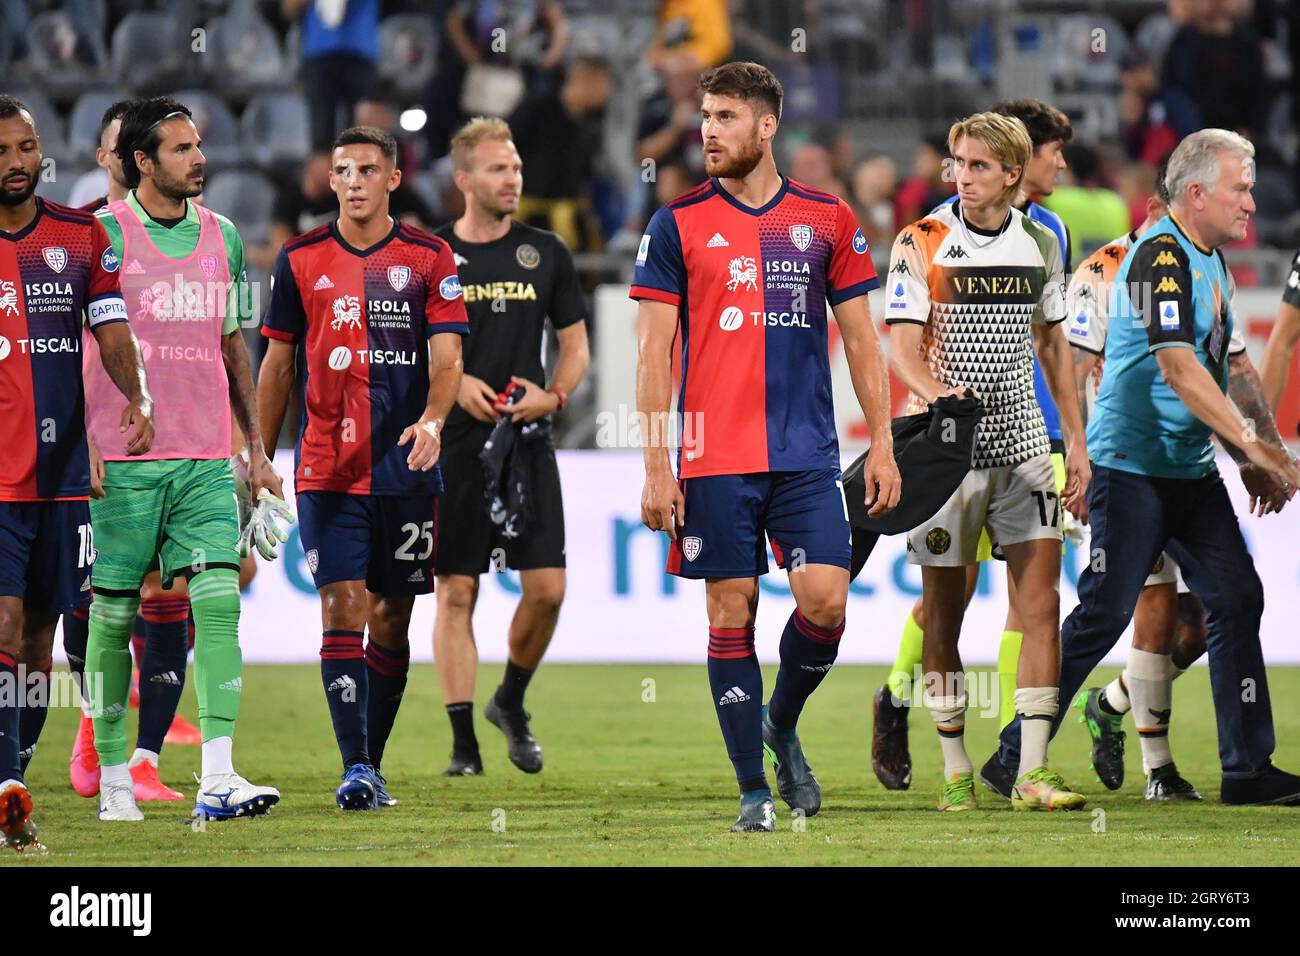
[1154,157,1171,205]
[333,126,398,165]
[991,99,1073,151]
[0,95,35,126]
[116,96,193,188]
[98,99,134,144]
[699,61,783,123]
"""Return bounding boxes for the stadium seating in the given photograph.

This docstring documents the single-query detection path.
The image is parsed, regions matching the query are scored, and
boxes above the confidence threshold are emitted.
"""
[202,170,276,247]
[172,89,241,169]
[67,89,129,163]
[240,93,311,169]
[377,14,438,99]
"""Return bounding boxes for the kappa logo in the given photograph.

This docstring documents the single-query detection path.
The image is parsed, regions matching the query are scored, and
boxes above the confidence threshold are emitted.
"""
[891,260,910,275]
[330,294,363,331]
[1154,250,1179,267]
[706,232,729,248]
[387,265,411,291]
[43,246,68,273]
[199,254,218,280]
[899,232,916,247]
[306,549,320,573]
[1154,276,1182,294]
[682,535,703,561]
[718,686,750,706]
[790,223,813,252]
[725,256,758,292]
[942,245,969,259]
[313,274,334,290]
[1088,261,1104,275]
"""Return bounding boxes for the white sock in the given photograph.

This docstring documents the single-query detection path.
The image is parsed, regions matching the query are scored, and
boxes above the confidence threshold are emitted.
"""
[128,748,159,769]
[101,762,131,786]
[1171,662,1187,681]
[1014,686,1059,777]
[1128,648,1173,773]
[201,736,234,781]
[1103,674,1131,714]
[924,692,972,777]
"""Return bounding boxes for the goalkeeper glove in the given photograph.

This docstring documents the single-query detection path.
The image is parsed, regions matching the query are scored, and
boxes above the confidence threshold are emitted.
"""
[239,488,295,561]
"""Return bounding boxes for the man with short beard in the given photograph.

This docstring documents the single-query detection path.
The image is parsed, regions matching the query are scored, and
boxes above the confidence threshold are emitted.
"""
[82,96,284,823]
[632,62,900,831]
[0,94,153,850]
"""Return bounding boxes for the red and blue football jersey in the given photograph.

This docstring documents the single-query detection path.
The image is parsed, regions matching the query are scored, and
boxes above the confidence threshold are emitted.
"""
[0,198,126,501]
[261,219,469,496]
[630,176,877,478]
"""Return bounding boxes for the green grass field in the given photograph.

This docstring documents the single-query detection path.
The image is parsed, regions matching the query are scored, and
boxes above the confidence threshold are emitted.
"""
[6,663,1300,866]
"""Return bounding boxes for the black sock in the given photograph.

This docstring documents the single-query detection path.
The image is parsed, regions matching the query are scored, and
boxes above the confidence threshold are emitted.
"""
[767,609,843,730]
[446,702,478,756]
[18,666,50,775]
[136,596,190,754]
[707,626,766,791]
[494,659,534,712]
[364,640,409,771]
[321,630,369,768]
[63,607,90,707]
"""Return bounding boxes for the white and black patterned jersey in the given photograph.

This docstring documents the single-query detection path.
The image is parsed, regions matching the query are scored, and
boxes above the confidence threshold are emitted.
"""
[885,202,1066,468]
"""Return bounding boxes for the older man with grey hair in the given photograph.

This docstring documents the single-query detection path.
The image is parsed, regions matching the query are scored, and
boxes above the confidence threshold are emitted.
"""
[986,129,1300,806]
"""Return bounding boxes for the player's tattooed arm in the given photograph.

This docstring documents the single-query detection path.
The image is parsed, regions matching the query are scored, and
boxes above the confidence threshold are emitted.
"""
[402,332,463,472]
[636,299,686,539]
[1071,346,1098,430]
[835,294,900,516]
[90,320,154,456]
[1223,351,1295,514]
[1260,299,1300,412]
[222,330,283,499]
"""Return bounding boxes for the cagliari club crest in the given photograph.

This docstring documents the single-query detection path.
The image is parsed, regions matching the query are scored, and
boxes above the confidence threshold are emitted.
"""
[388,265,411,292]
[199,254,218,280]
[682,536,702,562]
[789,224,812,252]
[43,246,68,273]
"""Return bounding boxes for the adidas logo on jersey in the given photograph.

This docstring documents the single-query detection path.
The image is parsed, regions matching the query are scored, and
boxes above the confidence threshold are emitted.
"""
[149,670,182,686]
[123,259,146,275]
[706,232,729,248]
[218,677,242,693]
[314,274,335,290]
[943,245,969,259]
[407,569,425,583]
[718,686,751,706]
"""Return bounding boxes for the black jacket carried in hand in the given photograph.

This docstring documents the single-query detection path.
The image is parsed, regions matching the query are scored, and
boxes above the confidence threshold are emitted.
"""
[843,391,983,578]
[480,386,552,540]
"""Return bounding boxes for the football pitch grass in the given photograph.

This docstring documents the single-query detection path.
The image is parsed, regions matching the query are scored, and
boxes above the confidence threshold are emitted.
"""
[7,664,1300,866]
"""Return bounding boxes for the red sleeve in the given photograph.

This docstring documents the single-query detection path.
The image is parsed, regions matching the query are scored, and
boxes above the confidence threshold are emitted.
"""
[827,198,879,305]
[425,241,470,336]
[85,217,127,328]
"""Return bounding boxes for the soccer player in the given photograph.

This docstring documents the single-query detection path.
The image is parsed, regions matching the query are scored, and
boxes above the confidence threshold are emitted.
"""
[987,129,1300,806]
[432,117,589,776]
[887,111,1090,812]
[872,99,1074,791]
[1069,168,1290,799]
[82,96,281,822]
[258,126,468,810]
[633,62,900,832]
[0,95,153,849]
[65,97,206,806]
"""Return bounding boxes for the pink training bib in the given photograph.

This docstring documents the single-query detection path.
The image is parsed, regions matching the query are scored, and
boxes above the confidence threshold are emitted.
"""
[84,200,233,461]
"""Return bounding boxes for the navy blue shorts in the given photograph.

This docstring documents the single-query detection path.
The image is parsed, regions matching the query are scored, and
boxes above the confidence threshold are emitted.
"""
[0,500,94,612]
[667,468,852,579]
[297,492,438,595]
